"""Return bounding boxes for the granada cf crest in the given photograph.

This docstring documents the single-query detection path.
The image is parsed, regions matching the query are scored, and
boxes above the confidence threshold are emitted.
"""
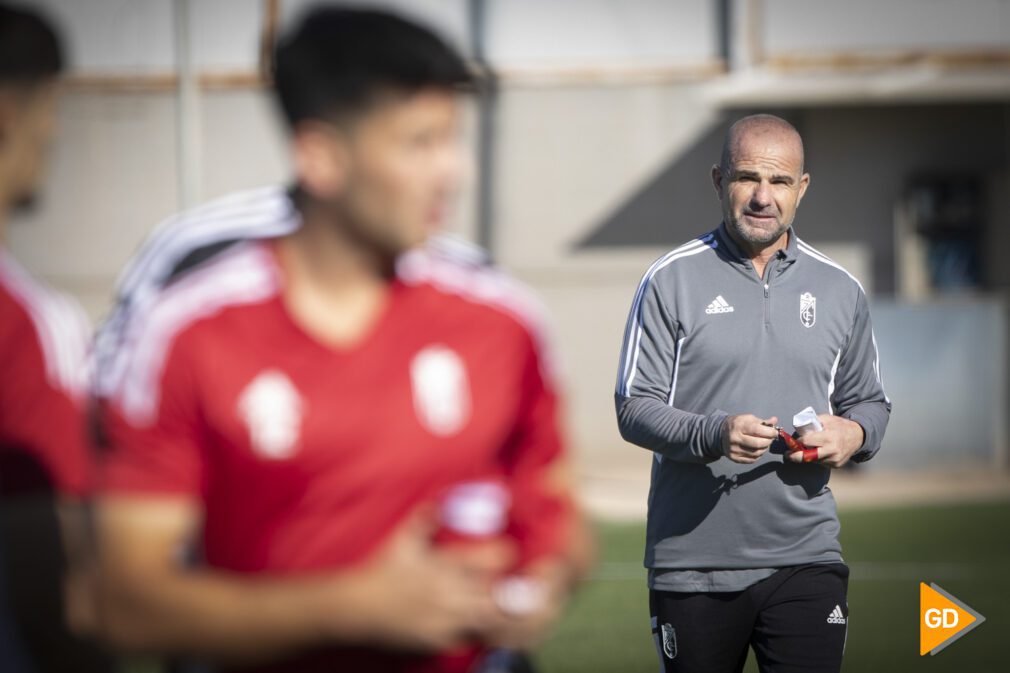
[661,623,677,659]
[800,292,816,328]
[411,345,471,436]
[238,370,304,459]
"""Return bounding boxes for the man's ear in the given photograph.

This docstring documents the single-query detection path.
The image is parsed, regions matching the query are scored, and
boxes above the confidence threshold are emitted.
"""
[797,172,811,205]
[710,164,724,197]
[290,121,349,200]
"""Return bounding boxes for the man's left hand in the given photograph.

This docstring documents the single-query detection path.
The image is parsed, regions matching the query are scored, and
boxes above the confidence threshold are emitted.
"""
[785,415,865,468]
[482,560,572,650]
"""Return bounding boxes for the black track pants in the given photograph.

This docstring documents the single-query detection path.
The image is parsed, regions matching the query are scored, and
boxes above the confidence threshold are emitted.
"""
[649,563,850,673]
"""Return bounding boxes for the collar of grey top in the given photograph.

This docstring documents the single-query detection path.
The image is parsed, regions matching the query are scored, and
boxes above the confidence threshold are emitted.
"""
[714,221,799,277]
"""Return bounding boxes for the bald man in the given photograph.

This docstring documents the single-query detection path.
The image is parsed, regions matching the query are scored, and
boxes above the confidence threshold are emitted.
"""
[615,114,891,673]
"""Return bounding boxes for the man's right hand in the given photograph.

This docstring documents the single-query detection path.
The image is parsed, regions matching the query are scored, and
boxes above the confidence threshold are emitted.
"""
[721,414,778,464]
[339,507,509,653]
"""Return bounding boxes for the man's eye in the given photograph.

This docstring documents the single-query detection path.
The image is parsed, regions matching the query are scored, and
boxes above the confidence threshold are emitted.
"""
[414,130,448,147]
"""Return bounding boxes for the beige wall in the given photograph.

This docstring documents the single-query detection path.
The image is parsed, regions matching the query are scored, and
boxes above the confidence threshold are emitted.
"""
[8,91,179,319]
[6,2,1008,499]
[7,86,478,321]
[8,82,1004,476]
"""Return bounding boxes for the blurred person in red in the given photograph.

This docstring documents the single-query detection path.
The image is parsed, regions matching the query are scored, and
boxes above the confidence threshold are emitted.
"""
[0,3,110,671]
[92,7,590,673]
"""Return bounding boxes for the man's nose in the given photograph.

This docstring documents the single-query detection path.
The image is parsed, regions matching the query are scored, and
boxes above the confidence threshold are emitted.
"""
[750,182,772,209]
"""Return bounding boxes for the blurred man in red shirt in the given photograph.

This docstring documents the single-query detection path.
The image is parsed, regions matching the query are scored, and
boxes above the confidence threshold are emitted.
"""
[0,4,109,671]
[94,7,589,672]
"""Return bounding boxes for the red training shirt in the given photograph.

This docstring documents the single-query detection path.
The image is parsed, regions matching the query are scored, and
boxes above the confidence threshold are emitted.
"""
[100,238,572,672]
[0,248,91,498]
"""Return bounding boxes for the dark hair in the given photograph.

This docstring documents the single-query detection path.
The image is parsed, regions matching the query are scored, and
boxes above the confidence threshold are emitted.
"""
[0,3,63,86]
[273,7,474,128]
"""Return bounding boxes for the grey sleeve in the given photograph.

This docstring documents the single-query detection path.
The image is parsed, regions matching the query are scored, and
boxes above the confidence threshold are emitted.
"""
[614,277,727,463]
[831,289,892,462]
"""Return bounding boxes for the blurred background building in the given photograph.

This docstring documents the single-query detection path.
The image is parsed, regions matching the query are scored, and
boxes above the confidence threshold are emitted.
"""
[9,0,1010,516]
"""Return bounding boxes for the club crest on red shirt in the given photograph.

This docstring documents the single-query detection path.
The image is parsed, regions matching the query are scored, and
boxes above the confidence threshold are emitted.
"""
[237,369,304,459]
[410,345,471,436]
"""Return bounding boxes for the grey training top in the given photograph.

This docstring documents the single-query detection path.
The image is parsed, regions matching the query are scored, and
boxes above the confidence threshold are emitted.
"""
[615,223,891,591]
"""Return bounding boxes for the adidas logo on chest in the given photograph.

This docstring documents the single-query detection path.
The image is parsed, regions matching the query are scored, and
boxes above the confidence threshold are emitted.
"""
[705,295,735,314]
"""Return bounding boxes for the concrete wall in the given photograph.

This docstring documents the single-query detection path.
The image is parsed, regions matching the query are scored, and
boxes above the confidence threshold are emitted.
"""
[7,86,478,320]
[8,91,180,319]
[763,0,1010,54]
[7,0,1009,477]
[484,0,718,70]
[577,103,1009,295]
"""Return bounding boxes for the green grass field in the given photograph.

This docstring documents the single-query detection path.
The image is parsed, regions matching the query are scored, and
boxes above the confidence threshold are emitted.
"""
[534,502,1010,673]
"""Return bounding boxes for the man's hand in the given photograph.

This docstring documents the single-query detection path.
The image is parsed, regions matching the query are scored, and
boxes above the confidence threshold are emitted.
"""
[721,414,778,464]
[325,508,508,653]
[95,498,504,661]
[481,560,571,650]
[785,415,864,468]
